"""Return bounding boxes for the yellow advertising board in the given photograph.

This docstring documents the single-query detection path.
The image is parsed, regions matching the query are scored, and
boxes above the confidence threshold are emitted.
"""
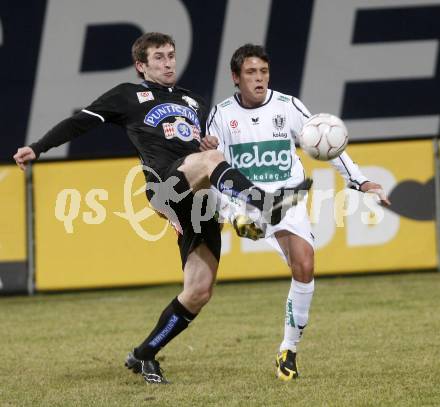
[34,159,183,290]
[34,140,437,290]
[0,164,27,294]
[311,139,436,274]
[220,139,437,279]
[0,165,26,262]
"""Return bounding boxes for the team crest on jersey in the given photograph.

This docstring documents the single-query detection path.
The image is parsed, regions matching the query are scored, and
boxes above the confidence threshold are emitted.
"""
[136,91,154,103]
[272,114,286,130]
[162,119,200,142]
[182,95,199,111]
[144,103,201,130]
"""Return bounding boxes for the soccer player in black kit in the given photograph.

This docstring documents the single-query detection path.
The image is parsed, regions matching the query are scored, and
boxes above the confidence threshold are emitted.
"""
[13,32,312,384]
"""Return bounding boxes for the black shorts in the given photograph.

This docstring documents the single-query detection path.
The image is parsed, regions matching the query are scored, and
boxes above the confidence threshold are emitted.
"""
[145,157,221,269]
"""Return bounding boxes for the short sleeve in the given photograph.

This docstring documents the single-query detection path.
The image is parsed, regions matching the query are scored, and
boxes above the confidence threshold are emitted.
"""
[206,105,225,153]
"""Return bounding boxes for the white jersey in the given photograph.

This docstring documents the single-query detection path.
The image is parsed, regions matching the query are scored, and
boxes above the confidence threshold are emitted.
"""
[207,89,368,192]
[207,89,369,257]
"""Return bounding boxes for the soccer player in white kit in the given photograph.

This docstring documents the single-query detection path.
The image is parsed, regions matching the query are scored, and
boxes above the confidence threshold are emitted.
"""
[201,44,391,381]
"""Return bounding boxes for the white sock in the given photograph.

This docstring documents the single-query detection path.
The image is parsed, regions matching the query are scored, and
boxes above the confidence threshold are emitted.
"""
[280,278,315,353]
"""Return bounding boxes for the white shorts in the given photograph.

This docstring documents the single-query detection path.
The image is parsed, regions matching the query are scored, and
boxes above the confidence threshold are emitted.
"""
[213,191,314,264]
[212,159,314,263]
[257,159,314,263]
[264,196,314,263]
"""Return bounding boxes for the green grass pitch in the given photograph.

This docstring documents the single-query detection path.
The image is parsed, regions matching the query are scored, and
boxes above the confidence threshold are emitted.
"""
[1,272,439,406]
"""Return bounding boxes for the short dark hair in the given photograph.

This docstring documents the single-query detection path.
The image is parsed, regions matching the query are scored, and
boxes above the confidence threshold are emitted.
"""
[230,44,270,75]
[131,32,175,78]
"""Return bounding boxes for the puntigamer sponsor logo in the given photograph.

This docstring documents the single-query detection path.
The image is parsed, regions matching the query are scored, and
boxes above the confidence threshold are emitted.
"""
[144,103,201,130]
[229,140,291,182]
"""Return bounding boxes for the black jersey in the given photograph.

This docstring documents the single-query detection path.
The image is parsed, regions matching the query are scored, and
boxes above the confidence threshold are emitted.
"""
[30,81,208,175]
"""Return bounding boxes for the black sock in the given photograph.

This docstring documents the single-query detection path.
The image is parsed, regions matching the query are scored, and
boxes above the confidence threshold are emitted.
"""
[210,161,267,211]
[134,297,197,360]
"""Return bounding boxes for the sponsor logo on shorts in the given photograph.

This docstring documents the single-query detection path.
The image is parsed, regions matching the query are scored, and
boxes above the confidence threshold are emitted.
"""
[229,140,292,182]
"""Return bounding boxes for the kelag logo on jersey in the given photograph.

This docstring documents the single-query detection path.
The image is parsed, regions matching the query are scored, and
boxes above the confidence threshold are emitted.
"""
[229,140,292,182]
[144,103,201,130]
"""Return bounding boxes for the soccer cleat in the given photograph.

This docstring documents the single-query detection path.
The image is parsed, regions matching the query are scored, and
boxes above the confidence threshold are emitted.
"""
[141,359,169,384]
[276,350,299,381]
[125,352,169,384]
[266,178,313,225]
[125,351,142,374]
[232,214,266,240]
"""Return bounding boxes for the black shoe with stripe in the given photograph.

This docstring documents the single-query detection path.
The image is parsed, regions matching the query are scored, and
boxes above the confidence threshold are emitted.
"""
[125,351,142,374]
[125,351,169,384]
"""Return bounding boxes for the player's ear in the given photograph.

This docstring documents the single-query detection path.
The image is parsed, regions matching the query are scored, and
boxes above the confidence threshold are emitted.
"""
[135,61,146,75]
[231,71,239,87]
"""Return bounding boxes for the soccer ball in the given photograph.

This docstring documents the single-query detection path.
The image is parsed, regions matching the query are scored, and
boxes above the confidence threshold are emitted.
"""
[299,113,348,161]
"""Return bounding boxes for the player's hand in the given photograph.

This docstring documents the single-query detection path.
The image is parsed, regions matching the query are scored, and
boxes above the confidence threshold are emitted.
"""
[360,181,391,206]
[199,134,219,151]
[13,146,36,171]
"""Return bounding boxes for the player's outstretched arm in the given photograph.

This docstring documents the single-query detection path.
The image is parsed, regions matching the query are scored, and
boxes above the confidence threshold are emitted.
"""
[330,152,390,206]
[360,181,391,206]
[12,107,113,171]
[13,146,36,171]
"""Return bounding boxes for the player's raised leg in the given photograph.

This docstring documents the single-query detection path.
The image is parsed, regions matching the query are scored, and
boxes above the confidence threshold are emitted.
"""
[274,232,315,380]
[178,150,313,226]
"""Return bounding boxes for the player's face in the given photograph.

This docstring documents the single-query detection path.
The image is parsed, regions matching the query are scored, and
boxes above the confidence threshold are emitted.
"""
[138,44,177,87]
[233,57,269,108]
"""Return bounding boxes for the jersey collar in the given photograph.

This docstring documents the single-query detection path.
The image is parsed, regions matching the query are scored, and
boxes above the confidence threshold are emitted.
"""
[234,89,273,109]
[141,80,175,93]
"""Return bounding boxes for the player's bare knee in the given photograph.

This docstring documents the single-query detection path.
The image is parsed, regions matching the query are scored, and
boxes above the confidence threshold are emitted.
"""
[186,286,213,308]
[198,289,213,306]
[191,292,211,308]
[291,257,314,282]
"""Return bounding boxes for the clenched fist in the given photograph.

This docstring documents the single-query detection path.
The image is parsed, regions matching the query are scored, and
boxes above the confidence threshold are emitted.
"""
[13,146,36,170]
[199,134,219,151]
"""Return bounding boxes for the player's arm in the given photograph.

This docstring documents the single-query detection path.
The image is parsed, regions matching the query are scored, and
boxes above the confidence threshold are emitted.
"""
[13,113,103,170]
[13,85,125,170]
[292,97,390,206]
[330,151,390,206]
[200,105,223,152]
